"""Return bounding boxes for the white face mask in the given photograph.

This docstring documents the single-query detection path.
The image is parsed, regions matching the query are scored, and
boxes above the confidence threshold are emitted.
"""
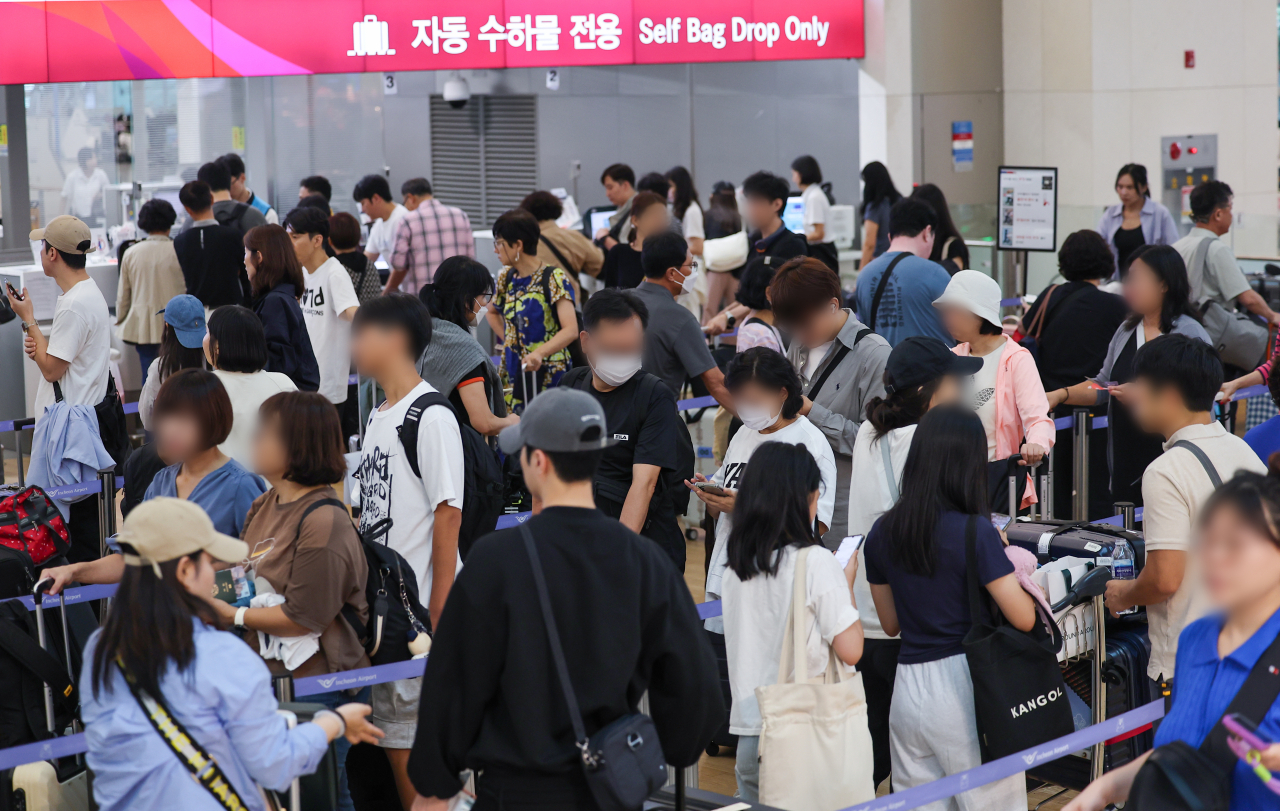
[591,353,643,387]
[673,265,697,294]
[737,401,781,431]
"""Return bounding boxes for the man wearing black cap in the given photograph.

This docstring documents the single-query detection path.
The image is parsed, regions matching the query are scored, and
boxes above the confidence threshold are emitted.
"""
[409,388,723,811]
[846,335,977,789]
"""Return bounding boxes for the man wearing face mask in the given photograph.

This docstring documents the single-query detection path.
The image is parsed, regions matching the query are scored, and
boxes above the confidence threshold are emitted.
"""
[632,231,734,410]
[560,289,692,569]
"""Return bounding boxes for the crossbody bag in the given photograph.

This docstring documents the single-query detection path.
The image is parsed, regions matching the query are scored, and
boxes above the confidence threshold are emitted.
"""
[519,524,668,811]
[866,252,911,331]
[118,659,254,811]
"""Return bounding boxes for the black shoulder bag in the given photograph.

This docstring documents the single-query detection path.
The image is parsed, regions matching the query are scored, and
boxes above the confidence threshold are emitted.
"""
[1130,632,1280,811]
[866,252,911,331]
[961,516,1074,761]
[520,524,668,811]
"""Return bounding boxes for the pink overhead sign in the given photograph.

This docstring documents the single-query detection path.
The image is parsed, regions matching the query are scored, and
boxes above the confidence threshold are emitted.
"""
[0,0,863,84]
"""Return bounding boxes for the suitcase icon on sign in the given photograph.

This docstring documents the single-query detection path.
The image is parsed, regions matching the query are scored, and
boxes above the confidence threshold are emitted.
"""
[349,14,396,56]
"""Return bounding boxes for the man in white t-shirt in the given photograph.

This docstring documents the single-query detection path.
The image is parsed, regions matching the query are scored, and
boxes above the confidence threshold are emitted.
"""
[7,216,111,424]
[1105,334,1265,705]
[354,174,409,269]
[285,207,359,409]
[61,148,109,221]
[351,293,464,808]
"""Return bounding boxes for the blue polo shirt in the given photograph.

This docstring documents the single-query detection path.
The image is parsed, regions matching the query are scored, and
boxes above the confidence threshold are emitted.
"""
[1153,607,1280,810]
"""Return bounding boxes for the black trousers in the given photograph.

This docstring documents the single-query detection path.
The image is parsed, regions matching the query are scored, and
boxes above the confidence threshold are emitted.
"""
[474,770,599,811]
[861,637,902,789]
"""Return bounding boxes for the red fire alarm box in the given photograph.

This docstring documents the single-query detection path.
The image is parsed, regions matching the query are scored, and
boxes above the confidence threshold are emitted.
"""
[1185,50,1195,68]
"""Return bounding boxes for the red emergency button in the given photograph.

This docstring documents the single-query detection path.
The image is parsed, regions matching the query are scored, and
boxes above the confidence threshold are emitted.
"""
[1170,142,1182,161]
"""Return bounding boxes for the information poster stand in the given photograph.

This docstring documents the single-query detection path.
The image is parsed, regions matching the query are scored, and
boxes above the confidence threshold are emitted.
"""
[996,166,1058,297]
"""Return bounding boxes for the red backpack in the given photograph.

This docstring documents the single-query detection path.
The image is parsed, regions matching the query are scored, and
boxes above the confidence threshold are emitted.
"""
[0,486,71,567]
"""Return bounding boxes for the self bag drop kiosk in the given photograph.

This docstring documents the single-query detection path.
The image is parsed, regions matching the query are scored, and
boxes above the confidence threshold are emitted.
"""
[1160,134,1217,237]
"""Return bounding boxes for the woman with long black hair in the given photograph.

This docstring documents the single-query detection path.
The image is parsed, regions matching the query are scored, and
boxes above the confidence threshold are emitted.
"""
[859,161,902,264]
[80,497,382,811]
[866,405,1035,809]
[418,255,517,436]
[909,183,968,273]
[1049,243,1211,505]
[721,441,863,802]
[665,165,704,259]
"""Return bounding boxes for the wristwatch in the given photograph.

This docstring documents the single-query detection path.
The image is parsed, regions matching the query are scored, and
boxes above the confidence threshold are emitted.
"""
[20,321,36,334]
[234,606,248,629]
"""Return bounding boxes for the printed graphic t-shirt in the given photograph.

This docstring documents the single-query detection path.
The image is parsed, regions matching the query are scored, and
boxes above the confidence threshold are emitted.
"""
[357,380,465,597]
[301,256,360,404]
[703,416,836,633]
[970,342,1001,461]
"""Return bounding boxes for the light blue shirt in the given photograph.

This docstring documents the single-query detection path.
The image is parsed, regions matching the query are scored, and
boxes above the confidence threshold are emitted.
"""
[1154,608,1280,810]
[1097,197,1180,277]
[81,620,330,811]
[854,251,953,347]
[26,401,115,517]
[143,458,265,538]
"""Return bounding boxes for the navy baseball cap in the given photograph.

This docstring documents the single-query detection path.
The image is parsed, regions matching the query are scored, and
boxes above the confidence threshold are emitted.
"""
[159,294,206,349]
[884,336,982,394]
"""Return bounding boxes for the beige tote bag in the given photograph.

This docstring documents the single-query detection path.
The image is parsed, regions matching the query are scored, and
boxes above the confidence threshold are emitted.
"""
[756,547,876,811]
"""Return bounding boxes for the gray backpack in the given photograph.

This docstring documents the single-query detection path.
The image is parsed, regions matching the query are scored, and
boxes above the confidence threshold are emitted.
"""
[1188,236,1267,369]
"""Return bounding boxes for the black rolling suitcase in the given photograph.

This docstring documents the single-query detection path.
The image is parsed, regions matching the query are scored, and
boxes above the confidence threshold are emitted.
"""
[1007,519,1145,572]
[274,703,340,811]
[703,629,737,756]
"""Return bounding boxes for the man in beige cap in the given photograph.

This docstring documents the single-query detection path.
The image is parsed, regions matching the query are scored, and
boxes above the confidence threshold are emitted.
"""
[6,215,110,425]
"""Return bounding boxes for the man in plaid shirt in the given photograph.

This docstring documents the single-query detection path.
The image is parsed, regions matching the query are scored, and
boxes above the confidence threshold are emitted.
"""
[384,179,475,294]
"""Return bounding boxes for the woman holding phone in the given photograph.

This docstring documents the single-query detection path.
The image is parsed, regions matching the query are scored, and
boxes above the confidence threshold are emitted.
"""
[1066,462,1280,810]
[690,347,837,637]
[720,441,863,801]
[1047,244,1209,506]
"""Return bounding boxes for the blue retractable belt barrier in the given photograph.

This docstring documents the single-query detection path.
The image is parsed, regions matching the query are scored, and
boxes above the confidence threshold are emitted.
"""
[677,395,718,412]
[294,657,426,697]
[1000,297,1022,308]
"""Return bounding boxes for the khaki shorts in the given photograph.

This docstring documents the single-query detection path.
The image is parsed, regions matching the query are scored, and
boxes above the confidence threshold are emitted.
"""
[371,677,421,749]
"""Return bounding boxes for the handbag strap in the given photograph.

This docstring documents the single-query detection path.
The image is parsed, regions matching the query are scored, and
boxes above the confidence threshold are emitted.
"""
[868,252,910,331]
[964,515,986,630]
[880,437,900,504]
[1189,235,1215,304]
[520,524,596,768]
[1171,440,1223,489]
[118,659,248,811]
[807,324,874,402]
[1199,627,1280,773]
[776,546,830,686]
[1023,285,1058,339]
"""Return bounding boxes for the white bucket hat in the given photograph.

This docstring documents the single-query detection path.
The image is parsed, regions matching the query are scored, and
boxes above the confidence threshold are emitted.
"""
[932,269,1003,329]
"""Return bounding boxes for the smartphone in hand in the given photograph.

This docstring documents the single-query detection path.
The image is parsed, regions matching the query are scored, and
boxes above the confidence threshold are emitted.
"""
[835,535,866,568]
[991,513,1013,532]
[694,481,730,497]
[5,282,22,301]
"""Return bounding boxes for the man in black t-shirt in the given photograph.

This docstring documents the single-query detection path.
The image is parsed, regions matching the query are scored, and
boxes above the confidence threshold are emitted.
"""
[562,288,688,569]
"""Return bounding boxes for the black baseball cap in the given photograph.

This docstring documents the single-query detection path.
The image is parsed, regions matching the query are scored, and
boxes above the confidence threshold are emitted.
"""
[884,336,982,394]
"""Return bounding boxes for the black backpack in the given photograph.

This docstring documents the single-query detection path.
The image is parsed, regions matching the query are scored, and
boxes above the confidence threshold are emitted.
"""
[562,367,696,516]
[299,498,432,665]
[213,201,253,235]
[398,392,504,562]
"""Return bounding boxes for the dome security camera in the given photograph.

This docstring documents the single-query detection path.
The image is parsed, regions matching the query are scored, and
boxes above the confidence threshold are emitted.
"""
[443,75,471,109]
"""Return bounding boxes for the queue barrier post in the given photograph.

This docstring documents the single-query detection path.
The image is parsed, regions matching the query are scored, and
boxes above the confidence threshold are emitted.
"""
[1041,447,1053,520]
[1071,409,1090,522]
[97,469,117,560]
[11,419,34,488]
[1116,502,1136,531]
[273,674,294,703]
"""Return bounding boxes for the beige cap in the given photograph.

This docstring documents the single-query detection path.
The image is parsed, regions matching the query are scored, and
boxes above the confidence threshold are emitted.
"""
[30,215,96,255]
[116,497,248,573]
